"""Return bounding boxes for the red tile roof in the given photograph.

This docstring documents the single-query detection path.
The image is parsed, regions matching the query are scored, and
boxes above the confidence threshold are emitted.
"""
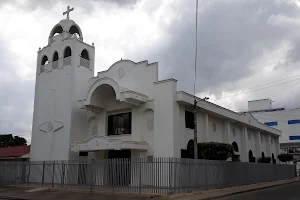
[0,145,30,158]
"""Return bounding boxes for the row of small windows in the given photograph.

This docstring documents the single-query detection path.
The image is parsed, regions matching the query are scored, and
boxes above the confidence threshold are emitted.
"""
[41,47,89,66]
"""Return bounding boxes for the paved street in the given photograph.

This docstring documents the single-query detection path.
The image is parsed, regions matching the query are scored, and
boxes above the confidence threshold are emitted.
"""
[0,187,162,200]
[219,182,300,200]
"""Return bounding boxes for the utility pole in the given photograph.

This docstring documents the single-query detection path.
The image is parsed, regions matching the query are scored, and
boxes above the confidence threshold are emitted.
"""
[193,0,210,159]
[193,97,209,159]
[194,99,198,159]
[193,0,199,159]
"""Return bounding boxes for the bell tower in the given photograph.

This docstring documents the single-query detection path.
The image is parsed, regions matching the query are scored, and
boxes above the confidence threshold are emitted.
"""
[30,6,95,161]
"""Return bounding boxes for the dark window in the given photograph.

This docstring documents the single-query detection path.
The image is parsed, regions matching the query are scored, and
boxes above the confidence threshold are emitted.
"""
[108,112,132,136]
[249,150,255,162]
[69,25,81,37]
[79,152,88,156]
[41,55,48,65]
[232,142,239,152]
[51,25,63,37]
[64,46,72,58]
[81,49,89,60]
[53,51,59,61]
[185,110,194,129]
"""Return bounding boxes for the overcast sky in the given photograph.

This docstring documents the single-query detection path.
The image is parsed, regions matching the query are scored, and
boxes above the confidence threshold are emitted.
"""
[1,0,300,143]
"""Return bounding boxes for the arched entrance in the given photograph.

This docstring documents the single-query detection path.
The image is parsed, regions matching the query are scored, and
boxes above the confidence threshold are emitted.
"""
[248,150,255,162]
[272,153,276,163]
[231,141,240,161]
[232,142,239,152]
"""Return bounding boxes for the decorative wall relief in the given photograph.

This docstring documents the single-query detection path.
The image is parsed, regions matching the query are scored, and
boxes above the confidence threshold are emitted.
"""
[91,125,98,135]
[118,68,125,79]
[39,120,64,133]
[212,122,216,133]
[146,120,154,131]
[232,128,236,137]
[48,121,54,132]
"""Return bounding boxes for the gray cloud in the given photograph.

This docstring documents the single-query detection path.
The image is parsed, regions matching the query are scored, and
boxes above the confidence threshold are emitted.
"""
[0,0,139,12]
[123,0,300,109]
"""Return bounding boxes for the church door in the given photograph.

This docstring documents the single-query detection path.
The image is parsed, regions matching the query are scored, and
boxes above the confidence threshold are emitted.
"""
[108,150,131,186]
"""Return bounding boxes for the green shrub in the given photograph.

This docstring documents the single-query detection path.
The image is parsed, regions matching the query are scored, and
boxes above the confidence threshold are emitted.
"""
[257,156,271,163]
[264,157,271,163]
[197,142,234,160]
[277,154,293,163]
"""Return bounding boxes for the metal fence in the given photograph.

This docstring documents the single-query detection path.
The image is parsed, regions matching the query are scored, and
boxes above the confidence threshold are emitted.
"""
[0,158,296,194]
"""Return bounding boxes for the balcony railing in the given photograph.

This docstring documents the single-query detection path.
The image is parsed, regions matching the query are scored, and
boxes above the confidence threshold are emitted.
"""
[40,64,48,73]
[80,57,90,69]
[63,56,71,67]
[52,60,58,69]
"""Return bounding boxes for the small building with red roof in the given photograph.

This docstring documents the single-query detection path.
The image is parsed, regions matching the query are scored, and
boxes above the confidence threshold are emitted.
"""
[0,145,30,161]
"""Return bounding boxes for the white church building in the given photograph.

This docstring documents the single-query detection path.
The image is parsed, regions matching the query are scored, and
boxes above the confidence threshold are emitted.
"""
[30,14,281,163]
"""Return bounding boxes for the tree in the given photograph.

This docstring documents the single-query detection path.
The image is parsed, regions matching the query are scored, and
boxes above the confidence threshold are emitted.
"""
[277,154,293,163]
[0,134,27,147]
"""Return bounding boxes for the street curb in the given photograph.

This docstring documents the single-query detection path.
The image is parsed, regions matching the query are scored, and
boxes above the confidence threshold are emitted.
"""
[197,179,299,200]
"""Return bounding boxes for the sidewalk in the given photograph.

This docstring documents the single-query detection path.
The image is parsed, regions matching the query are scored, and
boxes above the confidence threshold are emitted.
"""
[172,178,299,200]
[0,178,298,200]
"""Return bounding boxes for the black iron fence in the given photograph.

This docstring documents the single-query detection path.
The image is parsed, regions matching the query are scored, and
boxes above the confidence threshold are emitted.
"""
[0,158,296,194]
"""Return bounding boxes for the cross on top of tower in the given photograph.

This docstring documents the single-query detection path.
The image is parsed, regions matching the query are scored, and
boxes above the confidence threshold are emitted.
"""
[63,6,74,20]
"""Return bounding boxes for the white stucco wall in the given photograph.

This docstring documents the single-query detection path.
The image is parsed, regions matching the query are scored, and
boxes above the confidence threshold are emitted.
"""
[153,79,178,158]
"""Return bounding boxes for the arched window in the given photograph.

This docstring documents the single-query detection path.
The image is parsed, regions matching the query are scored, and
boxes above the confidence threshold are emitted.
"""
[52,51,59,69]
[64,47,72,58]
[272,153,276,163]
[261,152,265,159]
[248,150,255,162]
[53,51,59,61]
[40,55,48,73]
[81,49,89,60]
[80,49,90,68]
[63,47,72,66]
[41,55,48,65]
[69,25,81,38]
[51,25,63,37]
[232,142,239,152]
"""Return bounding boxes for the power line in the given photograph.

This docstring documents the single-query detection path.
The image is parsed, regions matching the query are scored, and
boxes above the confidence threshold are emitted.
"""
[240,73,300,92]
[212,76,300,100]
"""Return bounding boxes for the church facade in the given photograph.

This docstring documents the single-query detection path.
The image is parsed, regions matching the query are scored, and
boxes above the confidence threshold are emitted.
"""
[30,16,281,163]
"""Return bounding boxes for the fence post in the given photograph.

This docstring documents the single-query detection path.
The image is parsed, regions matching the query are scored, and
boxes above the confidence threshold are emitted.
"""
[41,161,45,187]
[187,159,191,193]
[27,162,31,186]
[52,161,55,188]
[204,159,207,190]
[167,157,173,195]
[139,158,142,193]
[61,161,65,188]
[89,160,94,191]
